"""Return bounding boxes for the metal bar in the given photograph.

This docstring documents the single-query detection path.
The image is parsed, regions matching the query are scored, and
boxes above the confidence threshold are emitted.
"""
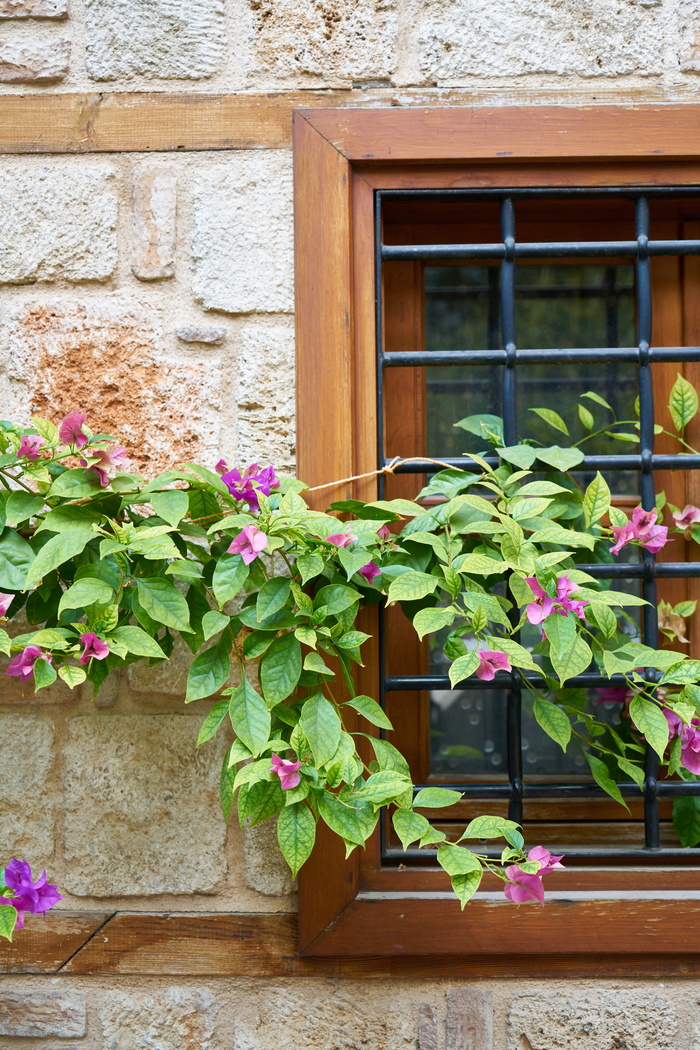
[386,454,700,472]
[382,346,700,367]
[577,563,700,578]
[407,781,700,798]
[379,186,700,200]
[389,848,700,860]
[382,240,700,262]
[386,673,647,691]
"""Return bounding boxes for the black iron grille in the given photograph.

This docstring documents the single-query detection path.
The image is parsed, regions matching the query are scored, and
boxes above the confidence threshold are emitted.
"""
[374,187,700,863]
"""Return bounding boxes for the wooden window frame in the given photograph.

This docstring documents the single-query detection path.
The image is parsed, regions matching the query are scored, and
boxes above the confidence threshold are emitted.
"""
[293,105,700,967]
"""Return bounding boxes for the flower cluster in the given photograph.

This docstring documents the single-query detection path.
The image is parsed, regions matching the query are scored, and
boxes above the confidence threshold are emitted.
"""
[664,709,700,775]
[610,507,669,556]
[524,574,588,625]
[220,463,279,511]
[503,846,565,905]
[1,859,62,933]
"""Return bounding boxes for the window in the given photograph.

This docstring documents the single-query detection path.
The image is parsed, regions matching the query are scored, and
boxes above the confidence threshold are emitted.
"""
[294,107,700,965]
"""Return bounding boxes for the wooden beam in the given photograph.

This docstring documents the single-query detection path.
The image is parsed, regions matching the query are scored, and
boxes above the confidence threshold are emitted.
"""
[0,911,112,973]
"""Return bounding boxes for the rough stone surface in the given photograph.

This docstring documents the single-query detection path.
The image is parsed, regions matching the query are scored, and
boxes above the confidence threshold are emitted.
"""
[0,990,85,1038]
[678,0,700,72]
[418,1002,438,1050]
[249,0,397,82]
[446,989,492,1050]
[102,988,217,1050]
[127,633,192,696]
[176,325,226,345]
[244,817,294,896]
[8,297,221,473]
[0,715,54,861]
[85,0,225,80]
[192,153,294,315]
[63,715,227,895]
[507,990,678,1050]
[237,322,295,472]
[417,0,664,81]
[132,163,177,281]
[0,164,116,284]
[0,37,69,80]
[0,0,67,16]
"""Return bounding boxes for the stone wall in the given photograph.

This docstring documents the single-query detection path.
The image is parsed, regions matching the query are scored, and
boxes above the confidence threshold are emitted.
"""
[2,0,700,1046]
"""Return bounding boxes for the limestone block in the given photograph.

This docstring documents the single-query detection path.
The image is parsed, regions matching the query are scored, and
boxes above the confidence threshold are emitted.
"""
[176,325,226,345]
[0,990,85,1037]
[8,296,221,474]
[418,1003,438,1050]
[127,632,192,696]
[244,817,293,895]
[0,37,69,80]
[85,0,224,80]
[678,0,700,72]
[0,0,68,17]
[417,0,664,81]
[63,715,227,895]
[249,0,397,82]
[446,989,492,1050]
[102,988,217,1050]
[132,164,177,281]
[192,153,294,315]
[0,163,116,284]
[0,714,54,861]
[237,322,295,472]
[507,991,677,1050]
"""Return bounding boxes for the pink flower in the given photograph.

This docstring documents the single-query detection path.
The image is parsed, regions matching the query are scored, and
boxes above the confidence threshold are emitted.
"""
[269,753,302,790]
[475,649,512,681]
[503,846,565,905]
[215,458,228,474]
[227,525,268,564]
[6,646,52,680]
[222,464,279,511]
[378,524,392,540]
[611,507,670,555]
[0,593,14,617]
[326,531,358,548]
[17,435,45,460]
[58,410,88,449]
[525,575,587,624]
[79,632,110,665]
[79,446,129,487]
[664,708,700,775]
[673,505,700,529]
[526,845,565,875]
[358,561,381,583]
[3,859,62,929]
[555,575,589,620]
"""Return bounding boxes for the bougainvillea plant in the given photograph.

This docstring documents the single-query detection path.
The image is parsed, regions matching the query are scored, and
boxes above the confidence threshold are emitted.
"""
[0,859,62,941]
[1,378,700,913]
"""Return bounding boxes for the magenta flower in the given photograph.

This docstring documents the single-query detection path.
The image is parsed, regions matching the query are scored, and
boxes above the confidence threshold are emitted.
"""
[664,708,700,775]
[58,410,88,449]
[475,649,512,681]
[555,575,589,621]
[527,844,565,875]
[358,561,381,583]
[503,865,546,905]
[221,463,279,511]
[4,859,62,928]
[79,446,128,487]
[227,525,268,564]
[611,507,670,556]
[79,632,110,665]
[524,578,557,625]
[17,435,45,460]
[0,593,14,618]
[215,458,228,474]
[6,646,52,680]
[673,505,700,530]
[525,574,588,624]
[378,524,392,540]
[326,531,358,548]
[269,753,302,790]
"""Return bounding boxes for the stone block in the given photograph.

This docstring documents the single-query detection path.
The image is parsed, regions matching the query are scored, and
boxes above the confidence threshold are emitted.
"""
[416,0,664,81]
[85,0,224,80]
[0,714,54,861]
[0,163,116,284]
[678,0,700,72]
[127,632,192,696]
[249,0,397,82]
[446,989,492,1050]
[63,715,227,895]
[418,1002,438,1050]
[176,325,226,345]
[132,163,177,281]
[244,817,293,895]
[507,990,677,1050]
[0,0,68,17]
[192,153,294,315]
[237,322,295,472]
[8,296,221,474]
[102,988,217,1050]
[0,37,69,80]
[0,990,85,1037]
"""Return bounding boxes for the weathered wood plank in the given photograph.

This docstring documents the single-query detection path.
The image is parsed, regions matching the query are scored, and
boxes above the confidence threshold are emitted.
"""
[0,911,112,973]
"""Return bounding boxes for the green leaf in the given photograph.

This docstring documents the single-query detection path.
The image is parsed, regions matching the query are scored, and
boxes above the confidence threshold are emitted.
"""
[498,444,538,469]
[585,752,628,810]
[543,610,577,658]
[577,404,594,430]
[150,489,189,526]
[535,446,585,471]
[660,660,700,686]
[303,651,333,675]
[256,578,291,622]
[185,637,231,703]
[57,664,87,689]
[587,601,618,639]
[212,554,249,608]
[413,787,463,809]
[582,472,611,528]
[238,779,285,826]
[58,577,114,615]
[25,528,92,589]
[220,762,236,820]
[582,390,613,412]
[202,610,230,640]
[228,676,271,754]
[277,801,316,877]
[529,407,570,437]
[135,577,192,633]
[314,584,362,616]
[448,651,480,688]
[30,416,59,443]
[436,842,481,876]
[550,634,592,685]
[669,372,699,431]
[354,770,412,804]
[461,815,523,849]
[452,553,507,576]
[344,694,393,730]
[629,695,669,759]
[673,795,700,847]
[528,523,595,550]
[5,491,45,527]
[412,606,455,640]
[33,655,57,690]
[197,697,230,746]
[0,902,17,942]
[166,559,203,583]
[297,553,324,585]
[0,529,34,590]
[533,696,571,751]
[455,412,504,442]
[370,737,411,780]
[491,637,539,672]
[260,633,302,704]
[392,808,433,851]
[48,467,103,498]
[0,628,11,657]
[451,869,483,908]
[110,625,166,659]
[300,693,342,766]
[318,791,378,847]
[386,571,440,604]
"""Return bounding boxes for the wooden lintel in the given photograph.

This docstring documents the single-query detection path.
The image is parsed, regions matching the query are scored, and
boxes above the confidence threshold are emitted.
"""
[0,911,112,973]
